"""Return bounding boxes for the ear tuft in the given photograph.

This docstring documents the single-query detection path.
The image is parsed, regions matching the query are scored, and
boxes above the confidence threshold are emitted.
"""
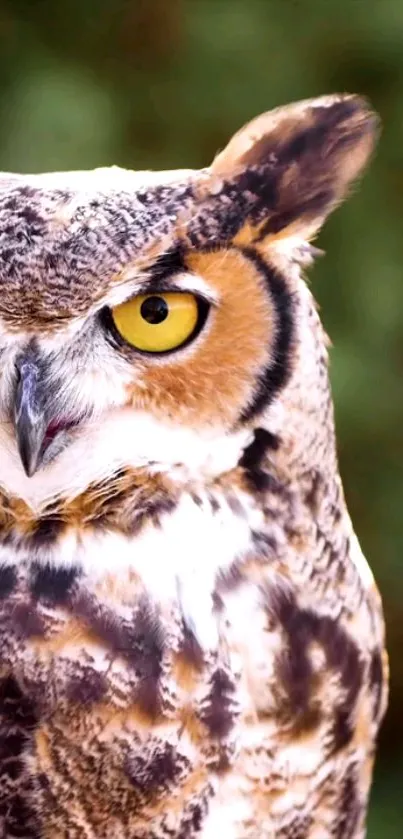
[187,94,380,249]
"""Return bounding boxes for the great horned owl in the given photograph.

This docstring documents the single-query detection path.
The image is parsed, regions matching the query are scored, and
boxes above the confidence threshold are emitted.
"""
[0,94,387,839]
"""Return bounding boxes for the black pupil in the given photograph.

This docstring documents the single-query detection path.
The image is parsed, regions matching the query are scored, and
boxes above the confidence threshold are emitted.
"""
[140,296,169,325]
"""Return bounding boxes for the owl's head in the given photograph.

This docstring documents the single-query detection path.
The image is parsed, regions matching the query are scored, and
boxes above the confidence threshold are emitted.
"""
[0,94,378,505]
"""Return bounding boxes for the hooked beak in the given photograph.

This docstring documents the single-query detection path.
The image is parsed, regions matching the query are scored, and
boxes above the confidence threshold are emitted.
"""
[13,348,82,477]
[13,350,48,477]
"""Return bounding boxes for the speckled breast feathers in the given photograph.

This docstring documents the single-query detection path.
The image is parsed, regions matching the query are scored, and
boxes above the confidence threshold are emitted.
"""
[0,94,387,839]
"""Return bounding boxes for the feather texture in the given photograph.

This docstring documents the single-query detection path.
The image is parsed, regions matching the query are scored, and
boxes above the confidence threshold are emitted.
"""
[0,94,387,839]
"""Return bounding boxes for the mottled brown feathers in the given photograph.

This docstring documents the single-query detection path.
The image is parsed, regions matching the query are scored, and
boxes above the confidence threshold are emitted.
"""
[0,93,387,839]
[0,468,178,544]
[207,93,379,244]
[0,178,199,331]
[0,95,377,334]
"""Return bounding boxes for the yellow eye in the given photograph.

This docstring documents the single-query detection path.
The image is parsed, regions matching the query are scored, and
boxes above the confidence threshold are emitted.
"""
[111,292,200,353]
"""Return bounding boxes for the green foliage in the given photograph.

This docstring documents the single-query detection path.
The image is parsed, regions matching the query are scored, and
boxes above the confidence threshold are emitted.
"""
[0,0,401,830]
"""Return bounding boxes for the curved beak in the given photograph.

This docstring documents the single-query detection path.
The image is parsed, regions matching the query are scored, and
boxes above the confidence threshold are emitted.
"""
[13,350,48,477]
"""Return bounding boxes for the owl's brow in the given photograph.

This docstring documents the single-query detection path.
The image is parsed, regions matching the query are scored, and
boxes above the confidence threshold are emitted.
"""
[166,273,219,305]
[124,273,219,306]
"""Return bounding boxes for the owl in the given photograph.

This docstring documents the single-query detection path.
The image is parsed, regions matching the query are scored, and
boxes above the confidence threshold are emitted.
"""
[0,93,388,839]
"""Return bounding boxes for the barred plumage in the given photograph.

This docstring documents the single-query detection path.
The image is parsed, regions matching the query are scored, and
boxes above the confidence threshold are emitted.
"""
[0,93,387,838]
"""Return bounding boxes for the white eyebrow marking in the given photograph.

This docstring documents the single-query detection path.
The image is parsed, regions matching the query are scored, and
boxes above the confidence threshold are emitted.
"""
[170,272,220,305]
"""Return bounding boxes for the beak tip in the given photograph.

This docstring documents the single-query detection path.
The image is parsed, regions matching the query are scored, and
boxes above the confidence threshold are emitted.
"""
[23,463,38,479]
[17,442,40,478]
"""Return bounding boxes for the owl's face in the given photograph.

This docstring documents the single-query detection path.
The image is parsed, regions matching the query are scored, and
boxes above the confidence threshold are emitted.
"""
[0,95,378,507]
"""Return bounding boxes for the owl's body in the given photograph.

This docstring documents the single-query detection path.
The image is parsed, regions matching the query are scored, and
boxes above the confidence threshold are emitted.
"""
[0,95,387,838]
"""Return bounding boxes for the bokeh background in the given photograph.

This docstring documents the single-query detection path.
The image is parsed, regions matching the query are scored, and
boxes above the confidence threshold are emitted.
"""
[0,0,402,834]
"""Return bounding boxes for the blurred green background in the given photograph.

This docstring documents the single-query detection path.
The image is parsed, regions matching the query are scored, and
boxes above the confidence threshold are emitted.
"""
[0,0,401,834]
